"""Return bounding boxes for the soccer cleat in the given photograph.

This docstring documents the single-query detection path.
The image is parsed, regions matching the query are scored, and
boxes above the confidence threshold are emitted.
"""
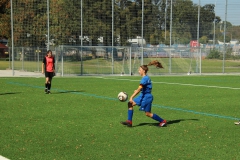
[159,119,167,127]
[121,120,132,127]
[46,90,51,94]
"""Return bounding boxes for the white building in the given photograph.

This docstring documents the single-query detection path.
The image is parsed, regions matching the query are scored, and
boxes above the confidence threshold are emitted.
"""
[127,36,146,47]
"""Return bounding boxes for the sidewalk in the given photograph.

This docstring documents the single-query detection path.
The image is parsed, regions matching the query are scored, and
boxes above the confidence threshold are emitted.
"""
[0,70,43,77]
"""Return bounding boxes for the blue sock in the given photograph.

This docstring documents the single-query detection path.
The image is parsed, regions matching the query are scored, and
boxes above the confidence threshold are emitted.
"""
[152,113,163,122]
[127,110,133,121]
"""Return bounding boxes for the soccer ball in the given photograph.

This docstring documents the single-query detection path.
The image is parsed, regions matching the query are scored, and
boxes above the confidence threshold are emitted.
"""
[118,92,128,102]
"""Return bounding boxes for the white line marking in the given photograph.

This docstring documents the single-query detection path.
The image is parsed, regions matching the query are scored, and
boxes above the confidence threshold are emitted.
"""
[97,77,240,90]
[0,155,10,160]
[152,81,240,90]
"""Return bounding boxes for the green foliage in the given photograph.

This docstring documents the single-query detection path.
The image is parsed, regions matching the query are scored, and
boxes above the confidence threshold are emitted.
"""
[215,21,235,43]
[206,49,220,59]
[149,32,161,45]
[164,37,174,45]
[219,47,233,60]
[173,0,195,39]
[218,35,231,43]
[207,47,234,60]
[199,35,208,44]
[2,0,230,46]
[0,0,10,38]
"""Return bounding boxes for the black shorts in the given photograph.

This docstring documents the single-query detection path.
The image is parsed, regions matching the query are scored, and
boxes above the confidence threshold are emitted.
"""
[45,72,54,78]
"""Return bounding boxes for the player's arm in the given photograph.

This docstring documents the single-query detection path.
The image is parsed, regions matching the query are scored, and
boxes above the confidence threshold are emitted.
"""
[130,84,143,101]
[42,57,46,74]
[42,63,45,74]
[53,57,55,72]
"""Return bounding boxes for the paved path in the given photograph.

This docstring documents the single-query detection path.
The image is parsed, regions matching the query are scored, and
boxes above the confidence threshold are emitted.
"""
[0,70,43,77]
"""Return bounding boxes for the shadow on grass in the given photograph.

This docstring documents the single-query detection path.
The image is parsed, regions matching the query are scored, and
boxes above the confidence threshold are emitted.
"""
[133,119,199,127]
[0,92,21,95]
[52,90,85,94]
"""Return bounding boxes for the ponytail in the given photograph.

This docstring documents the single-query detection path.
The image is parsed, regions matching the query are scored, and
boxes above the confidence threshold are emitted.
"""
[140,60,163,73]
[147,60,164,68]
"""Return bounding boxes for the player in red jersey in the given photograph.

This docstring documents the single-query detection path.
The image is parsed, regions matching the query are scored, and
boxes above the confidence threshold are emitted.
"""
[42,50,55,94]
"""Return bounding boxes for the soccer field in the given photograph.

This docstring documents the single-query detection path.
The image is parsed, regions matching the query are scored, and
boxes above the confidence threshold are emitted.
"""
[0,75,240,159]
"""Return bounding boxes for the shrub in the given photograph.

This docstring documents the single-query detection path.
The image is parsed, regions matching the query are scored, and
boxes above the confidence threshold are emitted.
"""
[207,49,220,59]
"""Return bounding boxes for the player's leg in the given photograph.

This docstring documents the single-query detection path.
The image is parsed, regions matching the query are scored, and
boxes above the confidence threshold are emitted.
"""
[121,101,136,127]
[145,111,166,127]
[143,95,167,127]
[46,77,50,94]
[45,79,48,93]
[47,78,51,94]
[145,109,167,127]
[44,72,49,93]
[121,96,140,127]
[47,73,53,94]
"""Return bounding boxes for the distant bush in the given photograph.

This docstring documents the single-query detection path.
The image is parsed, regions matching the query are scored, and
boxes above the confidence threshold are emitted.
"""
[206,49,220,59]
[0,58,9,61]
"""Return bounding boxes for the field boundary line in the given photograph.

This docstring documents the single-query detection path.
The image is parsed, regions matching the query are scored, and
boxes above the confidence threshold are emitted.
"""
[153,104,239,120]
[0,155,10,160]
[96,77,240,90]
[153,81,240,90]
[7,82,117,101]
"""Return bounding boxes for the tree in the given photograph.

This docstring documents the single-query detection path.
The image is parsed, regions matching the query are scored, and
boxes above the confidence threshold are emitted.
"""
[172,1,216,41]
[11,0,82,47]
[50,0,81,46]
[199,4,215,39]
[172,0,195,42]
[116,0,165,45]
[207,49,220,59]
[2,0,238,48]
[199,35,208,44]
[216,21,232,43]
[115,0,142,45]
[0,0,10,39]
[231,26,240,41]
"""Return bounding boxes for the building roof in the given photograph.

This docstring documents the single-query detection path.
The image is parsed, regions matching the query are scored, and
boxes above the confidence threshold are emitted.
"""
[0,43,8,49]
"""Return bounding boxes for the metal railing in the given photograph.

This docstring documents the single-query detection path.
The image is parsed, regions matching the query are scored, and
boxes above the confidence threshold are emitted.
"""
[4,44,240,76]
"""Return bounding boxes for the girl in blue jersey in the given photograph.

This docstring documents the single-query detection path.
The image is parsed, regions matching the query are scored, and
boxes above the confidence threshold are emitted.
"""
[121,64,166,127]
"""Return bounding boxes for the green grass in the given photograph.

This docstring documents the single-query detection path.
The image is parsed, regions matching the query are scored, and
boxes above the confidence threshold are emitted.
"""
[1,58,240,74]
[0,76,240,159]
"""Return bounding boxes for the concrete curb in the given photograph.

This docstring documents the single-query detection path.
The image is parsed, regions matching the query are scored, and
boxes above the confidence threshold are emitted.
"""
[0,70,43,77]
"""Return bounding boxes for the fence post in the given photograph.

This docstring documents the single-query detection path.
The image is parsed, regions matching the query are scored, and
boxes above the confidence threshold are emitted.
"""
[61,45,64,77]
[200,48,202,75]
[22,47,24,71]
[37,47,40,72]
[130,47,132,76]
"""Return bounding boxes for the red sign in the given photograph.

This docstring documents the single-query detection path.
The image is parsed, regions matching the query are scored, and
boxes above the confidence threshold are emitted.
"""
[190,40,200,47]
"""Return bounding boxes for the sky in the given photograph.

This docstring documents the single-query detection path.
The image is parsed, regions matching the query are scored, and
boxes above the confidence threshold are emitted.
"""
[191,0,240,26]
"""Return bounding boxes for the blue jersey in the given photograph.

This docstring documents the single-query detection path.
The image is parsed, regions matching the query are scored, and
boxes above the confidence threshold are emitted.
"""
[140,75,152,94]
[134,75,153,112]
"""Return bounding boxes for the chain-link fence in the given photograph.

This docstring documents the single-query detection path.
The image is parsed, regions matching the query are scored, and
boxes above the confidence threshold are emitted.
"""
[2,0,240,76]
[5,44,239,76]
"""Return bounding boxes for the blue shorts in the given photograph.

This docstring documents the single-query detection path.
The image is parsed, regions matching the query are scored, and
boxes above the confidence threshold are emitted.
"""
[133,93,153,112]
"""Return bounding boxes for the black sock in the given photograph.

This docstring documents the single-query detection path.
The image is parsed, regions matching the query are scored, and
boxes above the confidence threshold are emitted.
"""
[47,83,50,90]
[45,83,48,89]
[49,83,51,90]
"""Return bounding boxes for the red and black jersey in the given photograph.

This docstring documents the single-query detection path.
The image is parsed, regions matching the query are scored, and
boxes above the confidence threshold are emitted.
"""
[43,56,55,72]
